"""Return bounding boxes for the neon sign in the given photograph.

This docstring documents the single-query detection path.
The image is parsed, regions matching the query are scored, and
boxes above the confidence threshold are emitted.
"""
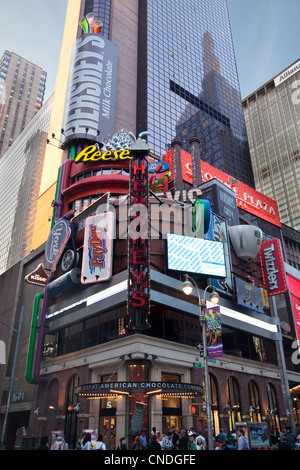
[74,145,132,163]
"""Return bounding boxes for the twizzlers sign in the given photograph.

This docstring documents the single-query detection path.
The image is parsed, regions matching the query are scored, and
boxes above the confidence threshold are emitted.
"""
[127,155,150,331]
[260,238,288,296]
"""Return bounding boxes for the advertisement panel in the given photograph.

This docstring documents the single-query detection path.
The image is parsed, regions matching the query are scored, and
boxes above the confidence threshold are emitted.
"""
[235,277,265,314]
[205,306,223,358]
[81,212,115,284]
[45,219,73,272]
[62,34,118,143]
[287,273,300,342]
[163,148,281,227]
[167,233,226,278]
[260,238,288,296]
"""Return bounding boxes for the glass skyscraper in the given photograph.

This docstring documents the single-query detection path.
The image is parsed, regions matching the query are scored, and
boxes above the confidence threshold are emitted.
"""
[136,0,255,187]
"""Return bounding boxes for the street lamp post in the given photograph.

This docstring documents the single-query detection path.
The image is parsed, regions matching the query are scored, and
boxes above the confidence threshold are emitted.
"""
[182,275,219,450]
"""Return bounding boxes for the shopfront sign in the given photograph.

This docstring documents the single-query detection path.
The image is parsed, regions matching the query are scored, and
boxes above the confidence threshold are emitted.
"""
[287,273,300,342]
[205,306,223,358]
[81,212,114,284]
[260,238,288,296]
[127,158,150,331]
[74,145,132,163]
[45,219,73,271]
[235,277,265,314]
[274,59,300,87]
[163,148,281,228]
[76,381,203,396]
[25,263,49,287]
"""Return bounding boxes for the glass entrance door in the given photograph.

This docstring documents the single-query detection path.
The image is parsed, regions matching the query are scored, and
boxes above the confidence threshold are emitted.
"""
[100,417,116,450]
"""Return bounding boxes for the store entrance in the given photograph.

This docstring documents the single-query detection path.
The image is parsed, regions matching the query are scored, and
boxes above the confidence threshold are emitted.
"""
[99,416,116,450]
[162,416,181,435]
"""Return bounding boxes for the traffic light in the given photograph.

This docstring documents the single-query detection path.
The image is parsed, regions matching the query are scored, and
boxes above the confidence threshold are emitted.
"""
[190,404,201,417]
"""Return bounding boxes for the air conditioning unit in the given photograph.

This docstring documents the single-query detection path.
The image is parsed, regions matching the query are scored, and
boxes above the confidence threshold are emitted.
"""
[229,225,263,262]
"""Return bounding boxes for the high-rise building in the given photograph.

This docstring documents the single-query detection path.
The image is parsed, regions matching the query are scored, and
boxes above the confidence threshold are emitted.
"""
[242,58,300,231]
[0,51,47,158]
[1,1,299,451]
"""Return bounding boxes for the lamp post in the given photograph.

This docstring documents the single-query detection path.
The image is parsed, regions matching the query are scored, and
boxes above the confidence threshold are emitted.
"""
[182,275,219,450]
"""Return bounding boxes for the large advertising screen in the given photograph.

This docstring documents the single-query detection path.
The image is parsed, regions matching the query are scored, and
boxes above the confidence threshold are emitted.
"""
[167,233,226,278]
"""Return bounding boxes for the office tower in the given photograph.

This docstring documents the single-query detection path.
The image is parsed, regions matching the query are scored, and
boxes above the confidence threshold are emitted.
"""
[137,0,255,187]
[243,58,300,231]
[0,94,53,275]
[0,51,47,158]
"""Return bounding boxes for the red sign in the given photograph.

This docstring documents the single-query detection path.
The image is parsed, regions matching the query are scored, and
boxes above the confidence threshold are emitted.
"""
[259,238,288,296]
[127,159,150,331]
[287,274,300,341]
[163,148,281,227]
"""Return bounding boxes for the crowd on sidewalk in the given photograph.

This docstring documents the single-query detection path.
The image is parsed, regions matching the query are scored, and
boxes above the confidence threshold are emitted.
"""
[36,425,300,450]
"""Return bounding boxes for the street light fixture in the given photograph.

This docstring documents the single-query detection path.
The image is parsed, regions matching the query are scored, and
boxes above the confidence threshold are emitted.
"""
[182,274,219,450]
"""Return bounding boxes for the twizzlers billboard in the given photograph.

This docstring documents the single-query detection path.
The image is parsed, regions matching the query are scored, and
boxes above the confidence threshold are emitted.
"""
[163,148,281,228]
[259,238,288,296]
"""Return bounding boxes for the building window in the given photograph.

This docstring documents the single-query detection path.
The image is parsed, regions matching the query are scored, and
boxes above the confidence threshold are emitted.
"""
[227,377,241,431]
[248,380,262,422]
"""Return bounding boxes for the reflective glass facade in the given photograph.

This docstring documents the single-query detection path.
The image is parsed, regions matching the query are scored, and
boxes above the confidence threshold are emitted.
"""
[0,94,53,275]
[137,0,254,187]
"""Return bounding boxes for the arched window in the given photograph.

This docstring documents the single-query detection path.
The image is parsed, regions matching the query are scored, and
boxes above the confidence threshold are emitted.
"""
[65,374,80,449]
[266,383,280,431]
[248,380,262,422]
[227,377,241,431]
[210,374,220,436]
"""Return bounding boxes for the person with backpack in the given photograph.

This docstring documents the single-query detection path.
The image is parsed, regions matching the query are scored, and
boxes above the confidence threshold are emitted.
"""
[94,434,106,450]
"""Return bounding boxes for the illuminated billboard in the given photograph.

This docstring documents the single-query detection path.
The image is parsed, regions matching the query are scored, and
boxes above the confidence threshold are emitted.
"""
[61,34,118,143]
[167,233,226,278]
[164,148,281,228]
[81,212,115,284]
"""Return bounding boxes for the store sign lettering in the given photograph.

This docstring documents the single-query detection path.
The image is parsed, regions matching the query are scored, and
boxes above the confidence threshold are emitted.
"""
[260,238,288,296]
[75,145,132,163]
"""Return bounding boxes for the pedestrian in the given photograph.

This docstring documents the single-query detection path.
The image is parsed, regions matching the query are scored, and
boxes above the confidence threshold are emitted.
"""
[81,432,92,450]
[94,434,106,450]
[237,429,250,450]
[117,437,127,450]
[139,430,147,449]
[226,431,237,450]
[187,435,197,450]
[156,431,162,443]
[196,437,205,450]
[161,432,174,450]
[61,436,69,450]
[179,430,189,450]
[76,432,86,450]
[172,428,179,446]
[50,433,60,450]
[195,432,206,450]
[278,435,290,450]
[285,427,296,450]
[151,427,156,436]
[147,434,161,450]
[173,438,181,450]
[132,436,143,450]
[216,428,227,444]
[37,436,49,450]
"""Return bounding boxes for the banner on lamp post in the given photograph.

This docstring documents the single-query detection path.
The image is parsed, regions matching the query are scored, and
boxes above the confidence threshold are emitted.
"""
[205,306,223,359]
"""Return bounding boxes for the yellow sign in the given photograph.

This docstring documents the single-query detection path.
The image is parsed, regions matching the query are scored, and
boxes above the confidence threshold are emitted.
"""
[74,145,132,163]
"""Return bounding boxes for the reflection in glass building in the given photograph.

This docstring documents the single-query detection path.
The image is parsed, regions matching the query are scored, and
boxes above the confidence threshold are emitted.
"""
[137,0,255,187]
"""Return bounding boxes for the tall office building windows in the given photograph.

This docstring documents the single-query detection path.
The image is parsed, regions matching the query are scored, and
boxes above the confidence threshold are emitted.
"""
[0,51,47,158]
[136,0,255,187]
[243,59,300,231]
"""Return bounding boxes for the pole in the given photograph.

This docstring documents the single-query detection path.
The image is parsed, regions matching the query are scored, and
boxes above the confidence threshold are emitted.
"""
[271,297,297,435]
[1,306,24,447]
[186,278,214,449]
[200,297,214,451]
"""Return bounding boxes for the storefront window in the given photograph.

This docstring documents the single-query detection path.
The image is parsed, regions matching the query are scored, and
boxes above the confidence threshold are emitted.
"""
[99,374,118,450]
[266,383,280,431]
[65,375,80,449]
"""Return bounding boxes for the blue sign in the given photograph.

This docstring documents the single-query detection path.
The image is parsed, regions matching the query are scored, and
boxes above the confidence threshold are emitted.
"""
[45,219,73,266]
[148,161,170,173]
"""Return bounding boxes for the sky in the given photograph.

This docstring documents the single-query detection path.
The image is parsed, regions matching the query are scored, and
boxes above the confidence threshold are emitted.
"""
[0,0,299,102]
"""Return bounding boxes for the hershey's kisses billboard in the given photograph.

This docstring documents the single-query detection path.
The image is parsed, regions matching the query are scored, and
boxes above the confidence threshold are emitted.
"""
[61,34,118,142]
